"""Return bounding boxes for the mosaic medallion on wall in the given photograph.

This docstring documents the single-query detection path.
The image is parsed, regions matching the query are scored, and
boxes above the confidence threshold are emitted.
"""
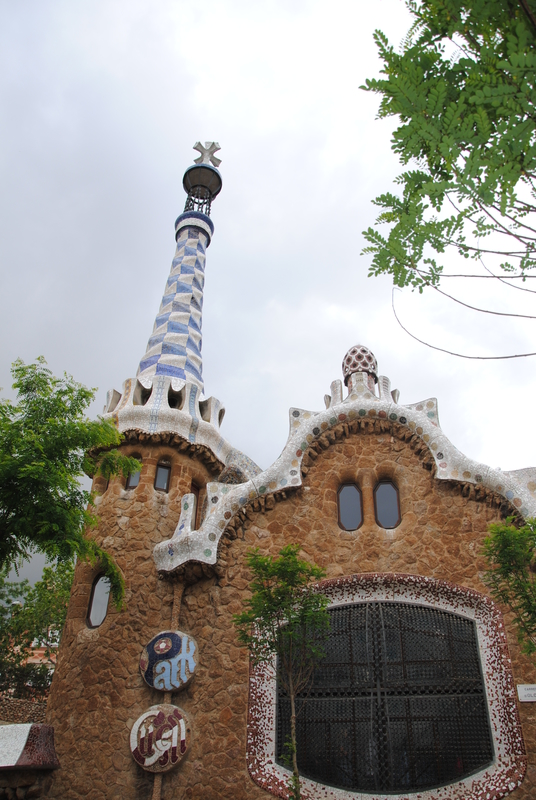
[130,704,191,772]
[140,630,198,691]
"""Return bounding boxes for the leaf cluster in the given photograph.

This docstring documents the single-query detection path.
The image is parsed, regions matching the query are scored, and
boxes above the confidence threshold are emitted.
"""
[0,358,140,604]
[233,545,330,696]
[0,559,74,699]
[482,517,536,655]
[362,0,536,289]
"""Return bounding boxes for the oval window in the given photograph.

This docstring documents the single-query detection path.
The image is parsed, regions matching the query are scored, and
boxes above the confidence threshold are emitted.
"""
[338,484,363,531]
[87,575,111,628]
[374,481,401,528]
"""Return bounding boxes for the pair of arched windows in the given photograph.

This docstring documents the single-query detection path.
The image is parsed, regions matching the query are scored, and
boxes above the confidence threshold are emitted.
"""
[125,460,171,492]
[338,481,400,530]
[126,465,202,513]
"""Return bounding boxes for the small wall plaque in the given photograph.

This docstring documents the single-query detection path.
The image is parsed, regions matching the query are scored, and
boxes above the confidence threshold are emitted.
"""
[517,684,536,702]
[140,630,197,691]
[130,704,191,772]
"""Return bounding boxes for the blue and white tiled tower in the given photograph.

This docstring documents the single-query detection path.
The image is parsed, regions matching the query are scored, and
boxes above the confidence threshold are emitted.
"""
[102,143,261,480]
[138,142,222,392]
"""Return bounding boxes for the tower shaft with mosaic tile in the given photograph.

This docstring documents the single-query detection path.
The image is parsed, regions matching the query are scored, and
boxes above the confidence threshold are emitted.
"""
[138,211,213,391]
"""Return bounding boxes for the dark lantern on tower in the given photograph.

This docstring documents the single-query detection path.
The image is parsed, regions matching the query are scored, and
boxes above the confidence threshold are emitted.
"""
[182,141,223,216]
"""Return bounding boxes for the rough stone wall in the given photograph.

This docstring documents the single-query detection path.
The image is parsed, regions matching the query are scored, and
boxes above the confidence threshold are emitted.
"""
[45,442,218,800]
[0,697,46,725]
[0,770,54,799]
[46,431,536,800]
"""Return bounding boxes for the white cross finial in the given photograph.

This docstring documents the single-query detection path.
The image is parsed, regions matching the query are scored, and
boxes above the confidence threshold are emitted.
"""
[193,141,221,168]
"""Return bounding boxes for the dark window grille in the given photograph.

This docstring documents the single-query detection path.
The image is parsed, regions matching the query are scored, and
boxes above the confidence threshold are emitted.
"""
[276,602,493,794]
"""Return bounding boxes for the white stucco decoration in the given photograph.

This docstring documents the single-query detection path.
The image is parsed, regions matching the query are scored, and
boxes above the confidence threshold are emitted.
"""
[0,724,33,768]
[102,373,260,481]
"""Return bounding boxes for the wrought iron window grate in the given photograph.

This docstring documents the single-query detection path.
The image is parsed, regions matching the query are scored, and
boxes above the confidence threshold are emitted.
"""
[276,602,494,793]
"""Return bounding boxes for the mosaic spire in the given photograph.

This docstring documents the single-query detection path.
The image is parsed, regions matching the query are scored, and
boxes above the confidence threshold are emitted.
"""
[137,143,222,392]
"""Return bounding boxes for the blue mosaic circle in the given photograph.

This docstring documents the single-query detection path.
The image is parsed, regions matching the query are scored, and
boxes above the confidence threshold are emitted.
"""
[140,630,198,692]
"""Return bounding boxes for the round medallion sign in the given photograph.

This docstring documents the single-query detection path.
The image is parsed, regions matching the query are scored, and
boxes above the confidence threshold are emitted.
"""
[140,630,198,691]
[130,704,191,772]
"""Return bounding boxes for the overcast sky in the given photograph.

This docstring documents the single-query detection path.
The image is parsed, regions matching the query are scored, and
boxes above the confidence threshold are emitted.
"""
[2,1,535,584]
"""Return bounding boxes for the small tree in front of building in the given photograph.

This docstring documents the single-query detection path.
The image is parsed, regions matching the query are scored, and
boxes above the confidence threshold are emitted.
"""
[0,357,140,605]
[233,544,330,800]
[0,558,74,699]
[483,517,536,656]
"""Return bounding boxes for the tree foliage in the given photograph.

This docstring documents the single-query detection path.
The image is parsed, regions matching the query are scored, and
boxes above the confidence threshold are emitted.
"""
[362,0,536,292]
[483,517,536,656]
[0,559,74,699]
[0,358,139,603]
[233,545,330,799]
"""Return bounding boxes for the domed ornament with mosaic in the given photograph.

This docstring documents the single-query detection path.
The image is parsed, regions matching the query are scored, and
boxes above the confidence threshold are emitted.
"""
[342,344,378,383]
[140,630,198,691]
[342,344,378,393]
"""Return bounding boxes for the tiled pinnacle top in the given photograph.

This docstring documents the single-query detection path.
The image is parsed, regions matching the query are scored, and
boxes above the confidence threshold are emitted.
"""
[137,213,214,391]
[153,370,536,574]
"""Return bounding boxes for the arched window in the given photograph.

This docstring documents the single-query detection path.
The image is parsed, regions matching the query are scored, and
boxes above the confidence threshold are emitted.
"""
[337,484,362,531]
[87,575,111,628]
[125,458,141,490]
[155,462,171,492]
[374,480,401,528]
[276,602,493,793]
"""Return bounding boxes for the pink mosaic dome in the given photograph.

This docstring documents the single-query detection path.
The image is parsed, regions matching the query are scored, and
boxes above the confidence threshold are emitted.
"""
[342,344,378,385]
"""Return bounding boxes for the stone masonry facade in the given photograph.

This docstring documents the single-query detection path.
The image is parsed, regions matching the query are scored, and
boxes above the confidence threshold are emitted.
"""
[46,426,536,800]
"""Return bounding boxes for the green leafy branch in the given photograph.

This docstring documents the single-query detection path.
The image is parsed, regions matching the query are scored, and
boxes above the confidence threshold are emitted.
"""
[0,559,74,699]
[234,545,330,800]
[0,358,140,605]
[483,517,536,655]
[362,0,536,294]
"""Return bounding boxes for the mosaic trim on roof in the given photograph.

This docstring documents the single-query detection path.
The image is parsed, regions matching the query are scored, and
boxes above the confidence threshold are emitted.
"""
[246,573,526,800]
[102,374,261,481]
[153,371,536,573]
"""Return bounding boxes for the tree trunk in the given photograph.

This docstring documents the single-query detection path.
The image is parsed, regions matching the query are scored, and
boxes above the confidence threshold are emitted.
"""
[288,672,301,800]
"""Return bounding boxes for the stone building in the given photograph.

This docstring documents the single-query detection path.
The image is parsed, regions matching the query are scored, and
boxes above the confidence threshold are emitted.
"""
[41,143,536,800]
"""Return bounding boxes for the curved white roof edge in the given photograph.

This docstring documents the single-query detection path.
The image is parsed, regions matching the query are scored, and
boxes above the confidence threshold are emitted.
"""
[102,373,261,479]
[153,371,536,573]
